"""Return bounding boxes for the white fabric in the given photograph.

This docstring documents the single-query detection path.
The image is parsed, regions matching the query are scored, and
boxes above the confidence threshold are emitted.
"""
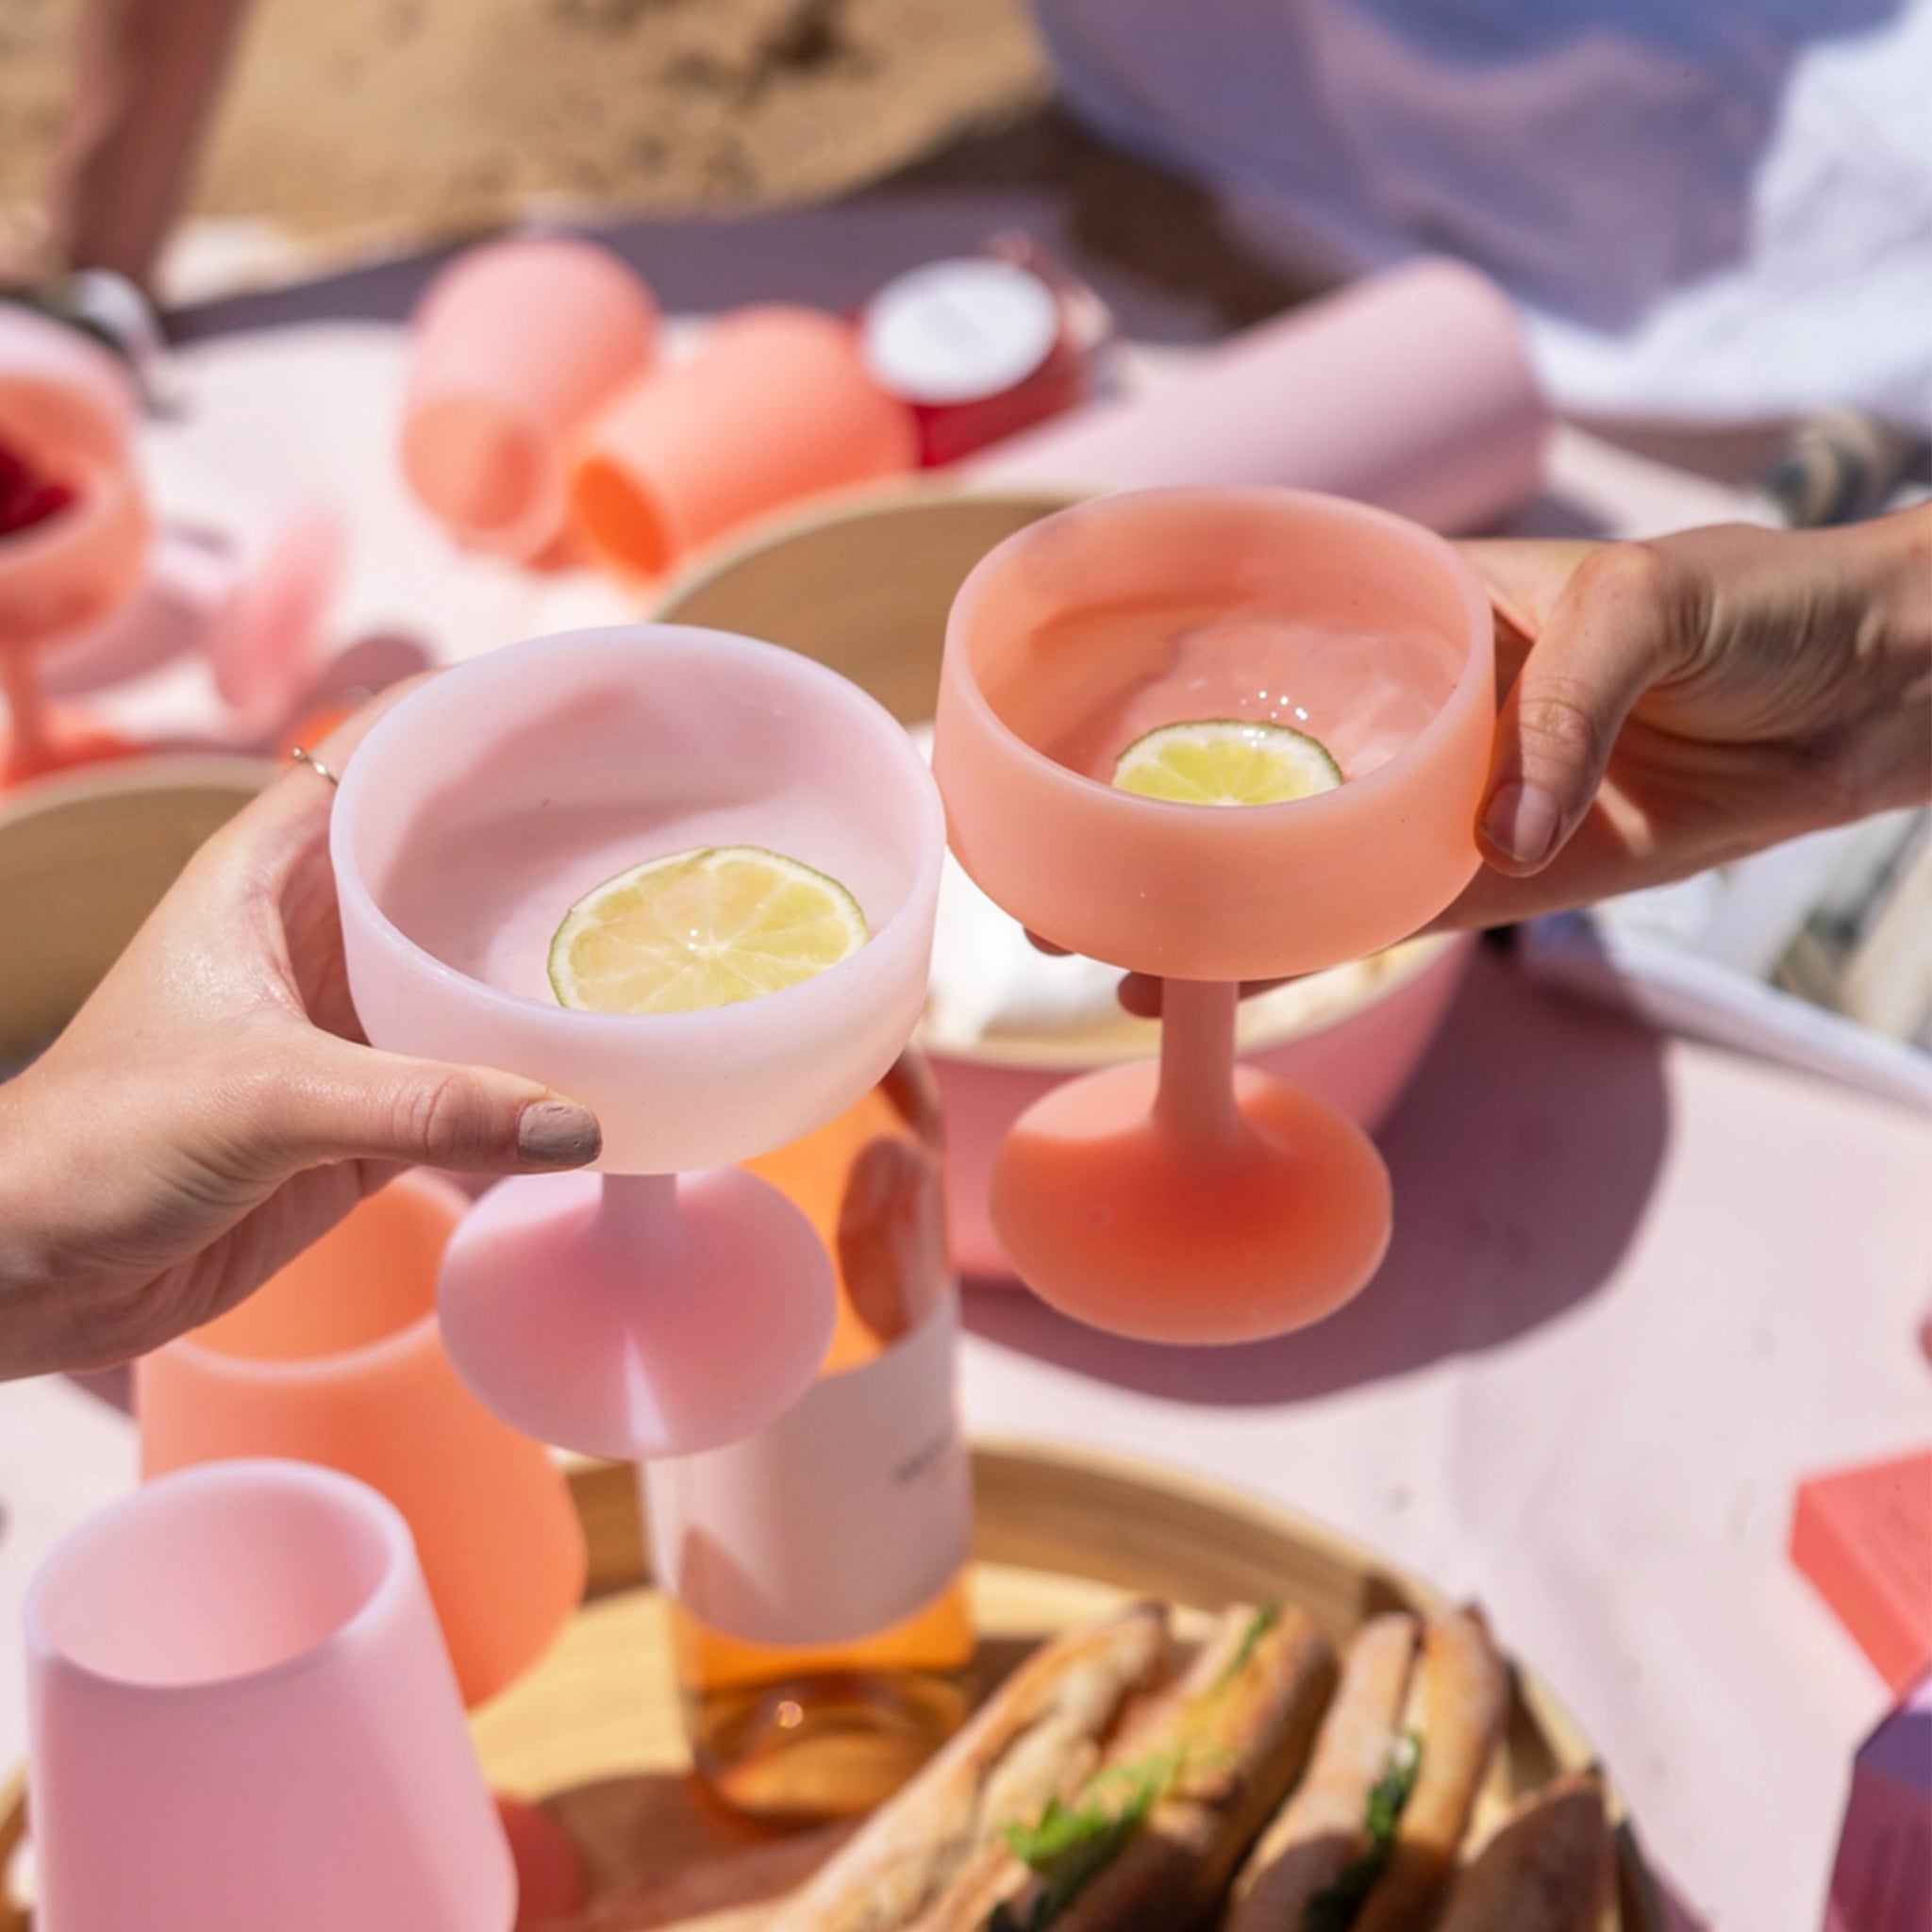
[1034,0,1932,429]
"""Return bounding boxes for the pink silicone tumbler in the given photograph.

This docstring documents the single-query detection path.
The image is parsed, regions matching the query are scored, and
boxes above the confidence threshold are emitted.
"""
[25,1459,514,1932]
[401,237,659,559]
[933,488,1493,1344]
[332,625,944,1457]
[968,258,1550,534]
[571,306,917,581]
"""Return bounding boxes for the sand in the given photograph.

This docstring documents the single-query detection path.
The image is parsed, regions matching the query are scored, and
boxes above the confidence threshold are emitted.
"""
[0,0,1049,262]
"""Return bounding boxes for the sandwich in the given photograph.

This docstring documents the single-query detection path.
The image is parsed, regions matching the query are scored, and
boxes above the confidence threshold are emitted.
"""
[914,1600,1335,1932]
[591,1601,1601,1932]
[771,1598,1334,1932]
[1224,1608,1508,1932]
[766,1602,1174,1932]
[1434,1773,1616,1932]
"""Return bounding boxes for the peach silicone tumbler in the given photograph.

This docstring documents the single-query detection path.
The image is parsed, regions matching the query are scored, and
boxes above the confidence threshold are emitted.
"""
[571,306,917,581]
[135,1172,586,1707]
[933,488,1494,1342]
[332,625,944,1458]
[0,307,149,785]
[401,236,659,559]
[25,1459,515,1932]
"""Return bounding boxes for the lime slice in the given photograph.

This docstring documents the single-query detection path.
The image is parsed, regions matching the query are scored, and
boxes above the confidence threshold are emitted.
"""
[1112,719,1343,806]
[548,845,870,1014]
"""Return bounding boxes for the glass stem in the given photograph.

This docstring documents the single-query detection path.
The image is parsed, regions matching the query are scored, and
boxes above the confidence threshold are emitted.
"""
[0,644,52,775]
[595,1172,685,1256]
[1154,978,1245,1152]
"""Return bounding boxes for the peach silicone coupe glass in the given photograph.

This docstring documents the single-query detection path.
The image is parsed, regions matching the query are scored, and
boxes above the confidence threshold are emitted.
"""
[933,488,1494,1342]
[25,1459,514,1932]
[135,1172,586,1707]
[0,307,148,787]
[332,625,943,1457]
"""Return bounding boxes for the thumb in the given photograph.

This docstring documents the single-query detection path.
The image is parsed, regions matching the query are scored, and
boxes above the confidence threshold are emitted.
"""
[1478,544,1694,875]
[246,1036,603,1176]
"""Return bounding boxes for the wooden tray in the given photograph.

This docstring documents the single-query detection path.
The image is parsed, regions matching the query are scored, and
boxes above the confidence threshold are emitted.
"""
[1,1442,1657,1928]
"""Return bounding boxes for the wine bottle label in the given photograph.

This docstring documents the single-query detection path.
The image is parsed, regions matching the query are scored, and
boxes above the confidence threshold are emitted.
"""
[642,1294,971,1649]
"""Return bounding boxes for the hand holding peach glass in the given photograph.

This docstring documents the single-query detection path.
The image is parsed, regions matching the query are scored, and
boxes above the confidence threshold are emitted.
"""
[1093,506,1932,1016]
[1445,507,1932,927]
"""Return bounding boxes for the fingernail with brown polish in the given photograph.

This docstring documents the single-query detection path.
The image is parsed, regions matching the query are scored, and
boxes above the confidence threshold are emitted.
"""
[1481,781,1560,868]
[517,1100,602,1168]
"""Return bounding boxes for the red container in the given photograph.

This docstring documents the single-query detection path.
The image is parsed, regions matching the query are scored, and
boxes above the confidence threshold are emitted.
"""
[858,242,1112,469]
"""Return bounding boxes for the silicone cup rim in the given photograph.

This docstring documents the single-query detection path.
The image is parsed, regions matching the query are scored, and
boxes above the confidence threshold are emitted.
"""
[568,444,691,581]
[23,1459,419,1701]
[329,623,947,1052]
[941,484,1496,836]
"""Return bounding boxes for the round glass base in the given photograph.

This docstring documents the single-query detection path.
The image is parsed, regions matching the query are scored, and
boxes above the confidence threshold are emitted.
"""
[991,1062,1391,1344]
[438,1168,836,1458]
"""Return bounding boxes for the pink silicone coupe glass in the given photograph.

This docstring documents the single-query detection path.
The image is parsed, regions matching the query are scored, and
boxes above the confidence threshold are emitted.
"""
[332,625,943,1457]
[25,1459,514,1932]
[933,489,1494,1343]
[0,308,148,787]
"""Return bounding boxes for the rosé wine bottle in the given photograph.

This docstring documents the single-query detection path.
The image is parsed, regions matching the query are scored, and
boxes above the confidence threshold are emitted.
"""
[643,1051,975,1821]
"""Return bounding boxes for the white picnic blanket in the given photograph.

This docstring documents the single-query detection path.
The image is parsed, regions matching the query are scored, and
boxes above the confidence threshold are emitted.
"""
[1034,0,1932,430]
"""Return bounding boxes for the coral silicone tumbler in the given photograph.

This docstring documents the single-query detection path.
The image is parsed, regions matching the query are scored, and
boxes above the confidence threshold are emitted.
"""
[332,625,944,1457]
[400,236,659,559]
[25,1459,515,1932]
[933,489,1494,1342]
[0,308,149,784]
[135,1172,586,1707]
[570,306,917,581]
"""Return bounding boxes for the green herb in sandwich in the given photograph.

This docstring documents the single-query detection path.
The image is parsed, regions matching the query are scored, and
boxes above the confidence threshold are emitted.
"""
[1218,1604,1282,1690]
[989,1754,1178,1932]
[1302,1731,1423,1932]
